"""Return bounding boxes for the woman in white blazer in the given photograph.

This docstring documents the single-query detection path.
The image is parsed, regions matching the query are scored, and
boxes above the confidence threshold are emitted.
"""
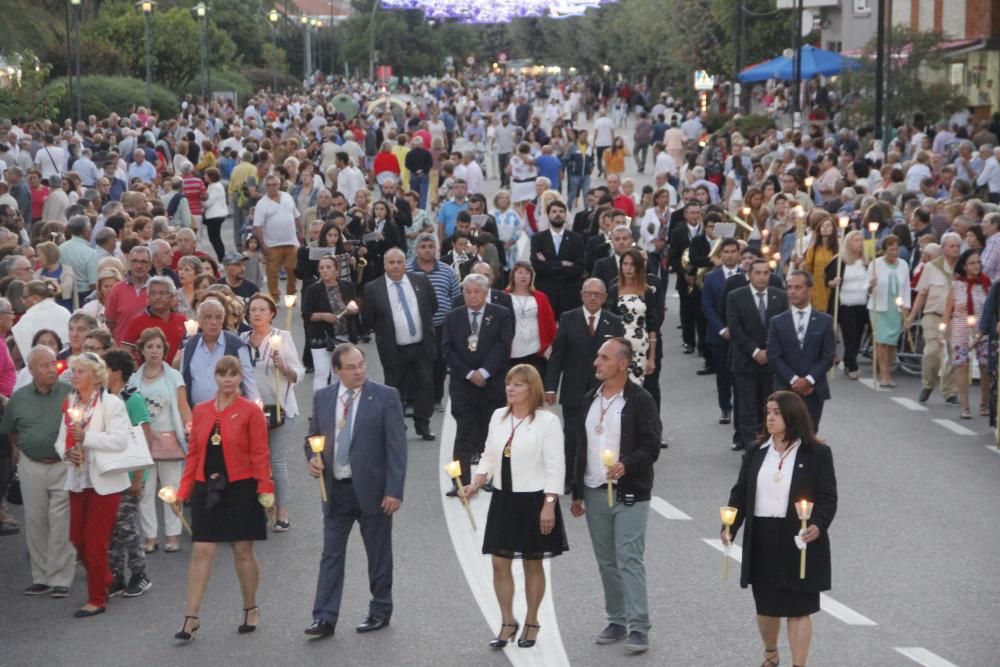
[465,364,567,650]
[866,234,911,387]
[240,293,304,532]
[55,352,131,617]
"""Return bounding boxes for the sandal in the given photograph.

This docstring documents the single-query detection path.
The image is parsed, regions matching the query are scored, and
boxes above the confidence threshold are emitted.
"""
[143,541,158,554]
[761,647,779,667]
[960,408,972,420]
[981,406,990,417]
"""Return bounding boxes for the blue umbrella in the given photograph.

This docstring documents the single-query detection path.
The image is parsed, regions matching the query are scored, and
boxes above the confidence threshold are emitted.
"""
[738,45,862,82]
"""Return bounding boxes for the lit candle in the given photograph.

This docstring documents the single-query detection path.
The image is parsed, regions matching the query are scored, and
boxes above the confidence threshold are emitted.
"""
[804,176,814,188]
[308,436,327,502]
[444,461,476,530]
[967,315,978,381]
[795,500,814,579]
[761,245,770,255]
[158,485,192,535]
[258,492,275,509]
[269,334,282,350]
[601,449,616,507]
[283,294,297,330]
[184,319,199,337]
[719,506,738,580]
[838,215,849,230]
[344,300,359,315]
[269,334,283,422]
[67,407,83,423]
[740,207,750,217]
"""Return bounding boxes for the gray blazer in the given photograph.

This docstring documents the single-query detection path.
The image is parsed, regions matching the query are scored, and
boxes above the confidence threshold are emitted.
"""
[305,379,407,516]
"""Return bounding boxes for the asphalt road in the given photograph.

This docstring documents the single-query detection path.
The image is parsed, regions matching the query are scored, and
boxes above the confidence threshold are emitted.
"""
[2,112,999,667]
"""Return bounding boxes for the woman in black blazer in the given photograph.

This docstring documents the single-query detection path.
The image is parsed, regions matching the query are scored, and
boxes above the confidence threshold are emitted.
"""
[722,390,837,667]
[301,255,358,390]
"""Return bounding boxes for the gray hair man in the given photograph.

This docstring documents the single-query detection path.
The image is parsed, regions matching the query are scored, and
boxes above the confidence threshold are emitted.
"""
[179,299,258,406]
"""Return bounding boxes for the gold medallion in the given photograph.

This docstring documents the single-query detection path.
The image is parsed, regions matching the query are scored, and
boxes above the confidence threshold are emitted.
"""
[338,418,347,429]
[503,445,511,458]
[210,433,221,446]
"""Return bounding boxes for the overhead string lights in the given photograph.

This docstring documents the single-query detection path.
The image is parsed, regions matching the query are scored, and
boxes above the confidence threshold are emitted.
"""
[378,0,615,24]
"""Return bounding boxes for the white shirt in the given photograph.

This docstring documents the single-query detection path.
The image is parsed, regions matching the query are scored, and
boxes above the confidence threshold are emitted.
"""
[594,116,615,147]
[464,160,484,195]
[385,274,423,345]
[337,165,366,204]
[550,229,565,254]
[754,439,800,518]
[510,294,540,358]
[584,386,625,488]
[332,383,360,480]
[252,192,301,248]
[904,162,931,192]
[73,157,100,187]
[35,145,66,179]
[977,156,1000,193]
[654,151,678,177]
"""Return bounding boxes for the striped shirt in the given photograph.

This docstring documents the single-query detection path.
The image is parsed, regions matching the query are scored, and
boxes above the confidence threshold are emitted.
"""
[407,258,460,326]
[182,175,207,216]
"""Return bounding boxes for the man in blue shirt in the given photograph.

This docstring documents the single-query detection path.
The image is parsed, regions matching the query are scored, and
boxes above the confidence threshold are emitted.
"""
[182,299,259,405]
[436,179,469,240]
[126,149,156,184]
[535,145,562,192]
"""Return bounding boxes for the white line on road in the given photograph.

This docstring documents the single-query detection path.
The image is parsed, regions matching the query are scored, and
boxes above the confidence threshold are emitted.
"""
[985,445,1000,456]
[859,378,877,390]
[891,397,929,412]
[439,401,570,667]
[894,647,960,667]
[701,539,877,626]
[650,496,692,520]
[932,419,978,436]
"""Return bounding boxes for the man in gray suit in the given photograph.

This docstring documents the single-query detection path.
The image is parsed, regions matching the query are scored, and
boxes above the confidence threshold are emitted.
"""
[304,344,407,638]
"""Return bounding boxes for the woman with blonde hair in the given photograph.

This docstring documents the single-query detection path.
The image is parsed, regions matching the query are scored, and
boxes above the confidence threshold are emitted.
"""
[464,364,566,649]
[34,241,77,311]
[825,230,868,379]
[80,267,122,327]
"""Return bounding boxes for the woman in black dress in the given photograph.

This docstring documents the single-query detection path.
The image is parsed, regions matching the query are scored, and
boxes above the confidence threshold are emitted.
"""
[464,364,567,649]
[302,254,358,391]
[171,356,273,641]
[722,391,838,667]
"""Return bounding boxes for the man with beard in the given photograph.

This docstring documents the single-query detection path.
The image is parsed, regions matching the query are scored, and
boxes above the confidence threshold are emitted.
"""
[530,200,586,318]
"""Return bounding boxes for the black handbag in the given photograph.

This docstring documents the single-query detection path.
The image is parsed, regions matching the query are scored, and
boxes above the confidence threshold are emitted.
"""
[261,404,286,429]
[6,467,22,506]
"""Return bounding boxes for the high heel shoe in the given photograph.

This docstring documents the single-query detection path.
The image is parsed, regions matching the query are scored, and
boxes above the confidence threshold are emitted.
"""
[175,616,199,642]
[489,621,519,649]
[760,646,779,667]
[517,623,541,648]
[238,607,259,634]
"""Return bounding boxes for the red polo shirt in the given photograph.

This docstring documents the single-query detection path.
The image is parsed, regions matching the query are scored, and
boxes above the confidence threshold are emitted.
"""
[105,275,149,340]
[119,308,189,363]
[170,249,212,271]
[612,194,636,218]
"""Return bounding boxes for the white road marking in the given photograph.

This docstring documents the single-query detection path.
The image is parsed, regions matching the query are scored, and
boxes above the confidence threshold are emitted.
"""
[891,397,929,412]
[859,378,877,390]
[650,496,692,520]
[985,445,1000,456]
[894,647,960,667]
[440,401,570,667]
[932,419,978,436]
[701,539,877,626]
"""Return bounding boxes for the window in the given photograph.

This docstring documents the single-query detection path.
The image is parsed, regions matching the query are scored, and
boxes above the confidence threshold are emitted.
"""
[826,41,843,53]
[854,0,871,14]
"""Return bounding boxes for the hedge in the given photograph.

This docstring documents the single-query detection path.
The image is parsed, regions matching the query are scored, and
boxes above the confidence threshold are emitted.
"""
[43,76,179,120]
[204,69,254,101]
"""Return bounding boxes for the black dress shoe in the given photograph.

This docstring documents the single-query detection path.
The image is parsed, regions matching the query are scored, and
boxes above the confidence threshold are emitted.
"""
[719,411,731,425]
[918,387,932,403]
[682,344,694,354]
[356,614,389,633]
[415,425,436,441]
[731,442,746,451]
[73,607,106,618]
[304,619,335,638]
[696,366,714,375]
[659,440,669,449]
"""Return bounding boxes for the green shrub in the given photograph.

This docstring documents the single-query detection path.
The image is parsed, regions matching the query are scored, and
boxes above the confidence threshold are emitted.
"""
[43,76,178,120]
[205,69,254,101]
[734,113,775,140]
[242,67,298,94]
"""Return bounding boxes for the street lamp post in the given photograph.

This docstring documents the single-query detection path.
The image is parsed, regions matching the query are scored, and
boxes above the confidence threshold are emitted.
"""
[312,19,321,75]
[70,0,82,122]
[137,1,155,111]
[301,16,310,79]
[195,2,207,100]
[268,9,279,92]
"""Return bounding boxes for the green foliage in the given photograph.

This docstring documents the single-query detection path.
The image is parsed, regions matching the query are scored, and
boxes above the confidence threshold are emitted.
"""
[242,67,298,94]
[734,113,776,139]
[208,69,254,100]
[836,26,969,128]
[84,4,238,93]
[42,75,179,119]
[0,56,60,122]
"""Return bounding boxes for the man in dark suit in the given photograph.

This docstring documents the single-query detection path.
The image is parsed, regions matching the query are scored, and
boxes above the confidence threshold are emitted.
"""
[442,273,514,490]
[530,200,585,318]
[584,208,620,275]
[452,261,513,313]
[701,238,742,427]
[304,343,407,638]
[767,271,835,430]
[719,247,785,327]
[592,223,633,288]
[379,176,412,231]
[572,189,597,236]
[727,258,789,451]
[668,202,708,355]
[544,278,625,489]
[361,248,438,440]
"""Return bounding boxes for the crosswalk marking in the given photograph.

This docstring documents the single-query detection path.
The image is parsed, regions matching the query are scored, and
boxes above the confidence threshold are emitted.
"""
[932,419,978,436]
[891,397,929,412]
[650,496,692,520]
[894,647,960,667]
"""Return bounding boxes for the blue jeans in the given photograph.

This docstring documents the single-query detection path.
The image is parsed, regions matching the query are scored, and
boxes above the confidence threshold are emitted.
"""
[410,173,428,209]
[567,174,589,210]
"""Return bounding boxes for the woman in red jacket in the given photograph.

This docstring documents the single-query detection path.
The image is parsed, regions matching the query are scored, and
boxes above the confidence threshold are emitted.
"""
[505,261,557,378]
[171,355,273,641]
[372,140,401,185]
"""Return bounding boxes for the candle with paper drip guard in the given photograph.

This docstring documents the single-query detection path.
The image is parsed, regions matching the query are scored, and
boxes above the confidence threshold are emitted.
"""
[67,407,84,468]
[831,216,850,371]
[601,449,617,507]
[184,319,199,337]
[795,499,814,579]
[269,334,283,422]
[720,506,738,580]
[283,294,297,330]
[445,460,476,530]
[308,436,327,502]
[157,485,193,535]
[967,315,978,386]
[868,221,880,387]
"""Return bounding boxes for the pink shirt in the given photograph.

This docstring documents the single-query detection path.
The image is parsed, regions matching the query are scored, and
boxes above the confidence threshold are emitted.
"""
[182,175,207,216]
[0,342,15,397]
[104,275,149,339]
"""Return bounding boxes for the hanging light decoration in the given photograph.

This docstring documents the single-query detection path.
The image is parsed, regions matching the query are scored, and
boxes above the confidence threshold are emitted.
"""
[378,0,614,24]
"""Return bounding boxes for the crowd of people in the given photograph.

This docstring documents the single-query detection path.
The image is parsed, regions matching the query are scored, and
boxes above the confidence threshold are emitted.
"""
[0,66,997,665]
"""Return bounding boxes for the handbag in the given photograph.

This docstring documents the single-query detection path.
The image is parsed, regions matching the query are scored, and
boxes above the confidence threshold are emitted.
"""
[94,422,154,476]
[6,467,21,506]
[262,404,286,429]
[148,430,185,461]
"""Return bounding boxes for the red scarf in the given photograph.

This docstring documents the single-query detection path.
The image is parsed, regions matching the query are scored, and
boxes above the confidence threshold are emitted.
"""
[961,273,991,316]
[62,394,98,453]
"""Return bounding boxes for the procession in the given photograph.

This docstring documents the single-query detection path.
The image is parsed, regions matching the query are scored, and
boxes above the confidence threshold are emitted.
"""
[0,1,998,666]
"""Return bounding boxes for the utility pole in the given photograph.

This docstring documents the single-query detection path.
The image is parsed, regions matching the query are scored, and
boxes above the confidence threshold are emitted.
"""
[734,1,744,113]
[874,0,886,141]
[791,0,803,130]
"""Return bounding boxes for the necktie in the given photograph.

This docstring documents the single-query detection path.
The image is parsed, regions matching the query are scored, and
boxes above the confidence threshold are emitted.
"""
[394,281,417,337]
[554,235,561,255]
[796,310,807,347]
[757,291,768,325]
[471,310,480,335]
[588,314,596,336]
[335,389,355,469]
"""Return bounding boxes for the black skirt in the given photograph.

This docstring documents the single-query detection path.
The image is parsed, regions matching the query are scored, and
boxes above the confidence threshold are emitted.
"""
[481,455,568,560]
[190,479,267,543]
[750,517,819,618]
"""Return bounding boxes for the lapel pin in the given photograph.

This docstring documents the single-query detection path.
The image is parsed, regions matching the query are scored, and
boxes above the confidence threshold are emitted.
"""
[798,463,803,468]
